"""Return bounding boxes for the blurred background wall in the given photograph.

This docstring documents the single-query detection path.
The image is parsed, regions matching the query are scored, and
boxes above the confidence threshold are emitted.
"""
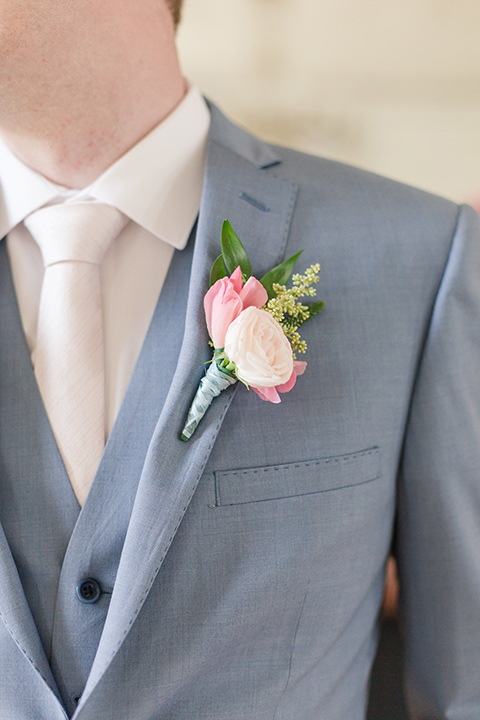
[177,0,480,204]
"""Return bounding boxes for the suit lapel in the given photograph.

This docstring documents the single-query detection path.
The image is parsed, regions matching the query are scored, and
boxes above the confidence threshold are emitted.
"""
[80,106,298,707]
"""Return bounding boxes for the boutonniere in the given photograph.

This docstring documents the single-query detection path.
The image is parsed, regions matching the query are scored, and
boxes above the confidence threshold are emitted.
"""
[181,221,324,441]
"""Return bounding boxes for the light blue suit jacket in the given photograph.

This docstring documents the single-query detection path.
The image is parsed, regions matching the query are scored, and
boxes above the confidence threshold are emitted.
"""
[0,102,479,719]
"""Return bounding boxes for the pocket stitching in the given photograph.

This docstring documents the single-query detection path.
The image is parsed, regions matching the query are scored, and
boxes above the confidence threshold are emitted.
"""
[215,447,379,507]
[221,449,376,478]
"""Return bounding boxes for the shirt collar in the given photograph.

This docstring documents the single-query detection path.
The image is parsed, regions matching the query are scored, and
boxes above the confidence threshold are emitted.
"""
[0,142,60,240]
[0,83,210,250]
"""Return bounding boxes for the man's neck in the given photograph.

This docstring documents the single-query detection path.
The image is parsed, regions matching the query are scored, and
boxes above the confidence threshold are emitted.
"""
[0,1,185,188]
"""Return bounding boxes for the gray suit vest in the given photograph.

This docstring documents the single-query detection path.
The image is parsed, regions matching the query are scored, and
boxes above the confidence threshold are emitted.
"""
[0,225,195,716]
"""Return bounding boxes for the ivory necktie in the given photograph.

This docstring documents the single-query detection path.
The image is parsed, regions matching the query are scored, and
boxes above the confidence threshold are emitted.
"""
[24,203,128,505]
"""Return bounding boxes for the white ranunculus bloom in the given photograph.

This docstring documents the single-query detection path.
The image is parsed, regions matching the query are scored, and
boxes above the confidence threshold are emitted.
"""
[224,307,293,388]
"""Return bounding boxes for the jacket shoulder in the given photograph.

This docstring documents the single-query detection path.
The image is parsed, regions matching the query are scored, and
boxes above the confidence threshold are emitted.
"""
[265,143,465,261]
[270,143,457,218]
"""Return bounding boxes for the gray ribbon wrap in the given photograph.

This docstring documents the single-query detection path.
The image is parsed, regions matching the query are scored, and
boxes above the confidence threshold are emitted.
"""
[181,361,237,441]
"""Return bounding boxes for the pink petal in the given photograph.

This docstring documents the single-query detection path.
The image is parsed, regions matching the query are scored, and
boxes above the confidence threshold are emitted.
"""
[293,360,307,376]
[276,369,297,394]
[252,385,281,403]
[239,276,268,309]
[204,279,224,339]
[230,266,243,294]
[204,278,243,348]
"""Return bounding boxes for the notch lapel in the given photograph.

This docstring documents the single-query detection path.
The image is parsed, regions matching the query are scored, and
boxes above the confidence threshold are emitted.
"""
[80,107,298,708]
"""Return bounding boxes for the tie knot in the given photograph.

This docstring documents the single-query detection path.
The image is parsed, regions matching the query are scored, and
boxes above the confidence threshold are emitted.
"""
[24,202,128,267]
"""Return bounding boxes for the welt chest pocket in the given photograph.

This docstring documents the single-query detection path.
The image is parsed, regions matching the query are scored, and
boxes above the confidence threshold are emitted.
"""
[214,447,380,507]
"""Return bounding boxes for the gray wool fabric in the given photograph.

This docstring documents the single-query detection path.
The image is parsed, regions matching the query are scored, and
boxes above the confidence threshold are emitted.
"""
[0,102,479,719]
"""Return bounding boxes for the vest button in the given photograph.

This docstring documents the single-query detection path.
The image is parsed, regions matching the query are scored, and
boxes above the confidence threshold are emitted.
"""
[76,578,102,604]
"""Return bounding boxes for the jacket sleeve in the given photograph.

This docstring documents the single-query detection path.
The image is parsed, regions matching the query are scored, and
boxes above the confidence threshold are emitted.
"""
[396,203,480,718]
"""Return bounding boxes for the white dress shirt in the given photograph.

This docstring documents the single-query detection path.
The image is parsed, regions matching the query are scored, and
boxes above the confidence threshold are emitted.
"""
[1,84,210,435]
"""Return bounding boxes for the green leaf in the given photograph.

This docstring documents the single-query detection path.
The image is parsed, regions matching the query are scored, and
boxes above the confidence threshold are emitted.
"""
[209,255,227,287]
[260,250,304,299]
[221,220,252,278]
[306,300,325,318]
[295,301,326,328]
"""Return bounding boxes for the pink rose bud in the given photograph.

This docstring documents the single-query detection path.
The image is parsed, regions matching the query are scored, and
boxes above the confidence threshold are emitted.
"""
[239,275,268,309]
[204,277,243,349]
[203,268,268,349]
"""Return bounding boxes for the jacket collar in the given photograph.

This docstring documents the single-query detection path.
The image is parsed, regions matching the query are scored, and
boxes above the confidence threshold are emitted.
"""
[205,100,282,170]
